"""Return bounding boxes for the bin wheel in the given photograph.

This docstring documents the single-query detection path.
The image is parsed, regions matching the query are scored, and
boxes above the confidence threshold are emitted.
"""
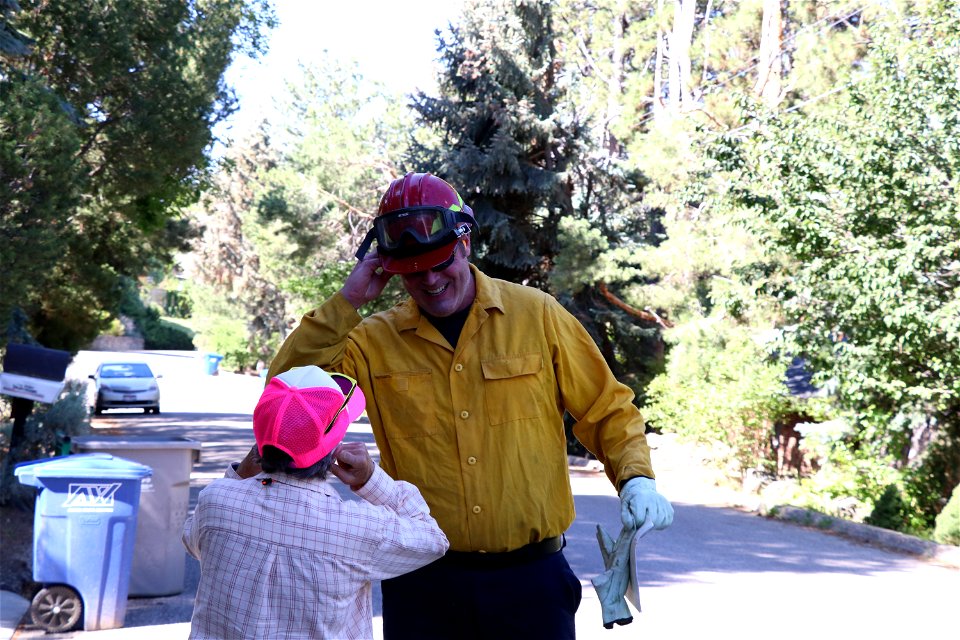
[30,585,83,633]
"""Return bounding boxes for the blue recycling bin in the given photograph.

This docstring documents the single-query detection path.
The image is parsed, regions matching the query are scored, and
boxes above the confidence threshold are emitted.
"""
[203,353,223,375]
[15,453,152,633]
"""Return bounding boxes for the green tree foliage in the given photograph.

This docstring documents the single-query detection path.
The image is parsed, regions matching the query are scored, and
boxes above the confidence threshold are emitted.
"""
[644,319,795,475]
[864,484,909,533]
[117,277,195,350]
[187,56,411,370]
[409,0,586,288]
[0,380,90,505]
[252,57,412,320]
[187,130,288,368]
[0,71,86,347]
[0,0,32,56]
[0,0,275,350]
[256,58,409,277]
[714,2,960,526]
[934,484,960,546]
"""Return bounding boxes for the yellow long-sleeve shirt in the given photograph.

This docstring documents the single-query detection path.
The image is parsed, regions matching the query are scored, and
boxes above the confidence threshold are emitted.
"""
[268,265,655,552]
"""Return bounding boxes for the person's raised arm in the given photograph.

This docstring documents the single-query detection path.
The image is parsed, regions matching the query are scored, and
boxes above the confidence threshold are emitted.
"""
[266,253,388,380]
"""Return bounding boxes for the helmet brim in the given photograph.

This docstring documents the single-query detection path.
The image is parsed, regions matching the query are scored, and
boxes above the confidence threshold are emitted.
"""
[380,240,458,274]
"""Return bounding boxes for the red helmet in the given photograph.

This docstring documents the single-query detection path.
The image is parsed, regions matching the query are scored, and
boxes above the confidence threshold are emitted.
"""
[356,173,475,274]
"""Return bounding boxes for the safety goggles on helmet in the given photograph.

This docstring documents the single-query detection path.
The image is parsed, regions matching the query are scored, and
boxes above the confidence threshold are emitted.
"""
[355,206,473,261]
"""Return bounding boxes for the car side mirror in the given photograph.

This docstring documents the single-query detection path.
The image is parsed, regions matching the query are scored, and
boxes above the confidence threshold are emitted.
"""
[88,374,95,380]
[156,374,163,379]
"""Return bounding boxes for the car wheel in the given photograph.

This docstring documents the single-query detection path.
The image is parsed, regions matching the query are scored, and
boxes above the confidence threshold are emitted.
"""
[94,395,104,415]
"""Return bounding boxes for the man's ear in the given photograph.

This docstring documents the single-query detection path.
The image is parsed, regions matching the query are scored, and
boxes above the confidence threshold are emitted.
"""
[462,235,471,256]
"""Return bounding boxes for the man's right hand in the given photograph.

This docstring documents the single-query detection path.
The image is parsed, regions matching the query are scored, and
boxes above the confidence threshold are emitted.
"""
[330,442,376,490]
[341,250,393,310]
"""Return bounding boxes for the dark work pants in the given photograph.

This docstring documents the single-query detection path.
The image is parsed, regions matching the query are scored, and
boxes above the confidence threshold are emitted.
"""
[381,549,582,640]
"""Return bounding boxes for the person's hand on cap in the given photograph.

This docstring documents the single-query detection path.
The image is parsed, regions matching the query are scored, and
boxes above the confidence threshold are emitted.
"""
[341,250,393,310]
[331,442,375,490]
[619,477,673,530]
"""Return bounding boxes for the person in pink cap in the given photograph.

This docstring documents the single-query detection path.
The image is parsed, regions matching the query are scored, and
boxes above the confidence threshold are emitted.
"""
[181,365,449,640]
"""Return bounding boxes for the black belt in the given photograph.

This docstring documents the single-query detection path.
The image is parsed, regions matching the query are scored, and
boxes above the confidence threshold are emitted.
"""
[440,536,564,569]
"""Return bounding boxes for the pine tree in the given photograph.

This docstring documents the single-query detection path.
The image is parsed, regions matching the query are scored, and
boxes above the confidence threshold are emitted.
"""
[408,0,584,288]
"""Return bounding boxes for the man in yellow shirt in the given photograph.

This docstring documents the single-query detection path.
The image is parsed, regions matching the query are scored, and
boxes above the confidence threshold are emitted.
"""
[266,172,673,639]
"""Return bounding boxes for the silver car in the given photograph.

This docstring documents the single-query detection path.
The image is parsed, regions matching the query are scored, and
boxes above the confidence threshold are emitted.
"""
[89,362,161,414]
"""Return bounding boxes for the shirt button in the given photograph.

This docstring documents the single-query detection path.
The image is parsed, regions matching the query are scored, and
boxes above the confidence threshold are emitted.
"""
[454,363,463,372]
[472,505,482,514]
[467,456,477,465]
[460,410,470,419]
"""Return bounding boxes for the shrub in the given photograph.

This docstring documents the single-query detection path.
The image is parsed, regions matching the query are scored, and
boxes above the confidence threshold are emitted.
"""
[0,381,92,505]
[865,485,907,532]
[934,485,960,546]
[643,320,794,478]
[142,314,195,350]
[118,277,195,350]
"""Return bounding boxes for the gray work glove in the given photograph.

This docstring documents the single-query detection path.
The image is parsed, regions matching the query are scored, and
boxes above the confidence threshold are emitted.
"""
[591,524,638,629]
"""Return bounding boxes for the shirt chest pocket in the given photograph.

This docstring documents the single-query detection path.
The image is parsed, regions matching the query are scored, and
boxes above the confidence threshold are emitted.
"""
[372,369,439,438]
[481,353,544,426]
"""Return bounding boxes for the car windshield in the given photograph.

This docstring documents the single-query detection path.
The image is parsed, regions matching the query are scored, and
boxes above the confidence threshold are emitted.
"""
[100,363,154,378]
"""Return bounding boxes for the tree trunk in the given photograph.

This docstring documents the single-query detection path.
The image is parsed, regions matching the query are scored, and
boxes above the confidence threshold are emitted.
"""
[653,0,666,122]
[605,8,627,154]
[668,0,696,113]
[754,0,783,107]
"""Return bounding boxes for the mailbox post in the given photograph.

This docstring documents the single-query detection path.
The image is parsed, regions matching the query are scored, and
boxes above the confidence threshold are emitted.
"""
[1,343,73,494]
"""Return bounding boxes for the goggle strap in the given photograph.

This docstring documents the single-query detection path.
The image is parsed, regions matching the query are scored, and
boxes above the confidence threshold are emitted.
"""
[355,229,376,260]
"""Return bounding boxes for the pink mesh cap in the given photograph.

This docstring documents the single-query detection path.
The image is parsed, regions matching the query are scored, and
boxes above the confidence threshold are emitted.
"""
[253,366,366,468]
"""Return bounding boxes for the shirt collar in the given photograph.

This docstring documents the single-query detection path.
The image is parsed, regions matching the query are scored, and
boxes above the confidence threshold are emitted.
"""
[255,472,338,497]
[394,264,504,333]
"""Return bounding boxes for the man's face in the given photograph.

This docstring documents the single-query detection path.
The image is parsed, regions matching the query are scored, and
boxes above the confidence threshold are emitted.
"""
[400,238,476,317]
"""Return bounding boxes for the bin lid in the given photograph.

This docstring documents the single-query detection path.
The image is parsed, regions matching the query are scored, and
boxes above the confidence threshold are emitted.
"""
[14,453,153,487]
[72,435,203,451]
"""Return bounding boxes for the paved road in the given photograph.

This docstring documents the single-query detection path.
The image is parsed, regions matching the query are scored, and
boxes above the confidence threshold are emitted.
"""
[8,363,960,639]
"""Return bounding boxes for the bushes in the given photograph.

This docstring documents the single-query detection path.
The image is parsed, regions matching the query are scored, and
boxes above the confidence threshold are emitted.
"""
[141,312,195,350]
[865,485,908,532]
[118,277,195,350]
[934,485,960,546]
[643,320,794,478]
[0,381,91,505]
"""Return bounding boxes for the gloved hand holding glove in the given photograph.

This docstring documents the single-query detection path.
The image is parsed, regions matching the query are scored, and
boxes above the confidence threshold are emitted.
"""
[619,476,673,530]
[591,524,639,628]
[591,477,673,629]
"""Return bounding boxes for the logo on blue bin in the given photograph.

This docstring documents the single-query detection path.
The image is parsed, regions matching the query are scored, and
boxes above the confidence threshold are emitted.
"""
[63,482,122,512]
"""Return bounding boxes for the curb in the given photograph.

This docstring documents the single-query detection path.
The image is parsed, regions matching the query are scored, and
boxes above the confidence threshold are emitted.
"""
[1,590,28,640]
[766,505,960,570]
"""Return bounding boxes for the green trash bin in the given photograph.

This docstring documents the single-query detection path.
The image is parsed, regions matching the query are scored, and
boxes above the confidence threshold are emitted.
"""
[71,435,202,597]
